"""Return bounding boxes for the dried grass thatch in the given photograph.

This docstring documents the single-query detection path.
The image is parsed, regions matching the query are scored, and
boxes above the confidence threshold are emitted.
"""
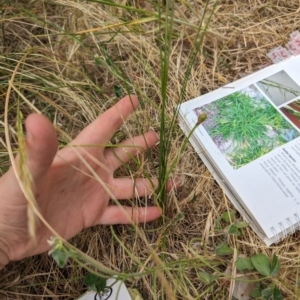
[1,0,300,299]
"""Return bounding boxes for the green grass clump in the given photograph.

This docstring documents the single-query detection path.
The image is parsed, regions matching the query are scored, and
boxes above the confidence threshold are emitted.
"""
[204,88,299,168]
[211,91,289,142]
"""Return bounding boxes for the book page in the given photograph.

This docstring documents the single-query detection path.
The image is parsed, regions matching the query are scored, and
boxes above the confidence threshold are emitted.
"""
[77,278,132,300]
[179,118,278,245]
[179,55,300,239]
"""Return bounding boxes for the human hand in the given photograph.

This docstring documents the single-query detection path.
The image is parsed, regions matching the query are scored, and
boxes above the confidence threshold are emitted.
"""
[0,96,165,268]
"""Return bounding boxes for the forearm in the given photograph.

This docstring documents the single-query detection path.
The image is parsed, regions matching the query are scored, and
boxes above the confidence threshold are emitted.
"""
[0,175,11,269]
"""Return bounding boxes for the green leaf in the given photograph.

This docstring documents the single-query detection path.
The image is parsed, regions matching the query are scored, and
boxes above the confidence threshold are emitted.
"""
[210,274,219,282]
[84,273,99,286]
[221,210,235,223]
[235,257,254,271]
[198,272,211,284]
[214,217,222,230]
[198,272,218,284]
[270,254,280,277]
[250,286,262,299]
[95,278,107,293]
[113,85,123,98]
[273,287,283,300]
[261,287,273,299]
[228,224,240,236]
[94,56,101,66]
[251,254,271,276]
[105,56,113,67]
[51,249,69,268]
[215,242,233,256]
[84,273,107,293]
[234,221,248,229]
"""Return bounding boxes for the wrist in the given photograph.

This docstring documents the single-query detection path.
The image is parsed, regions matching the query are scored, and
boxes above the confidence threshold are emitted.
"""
[0,241,10,269]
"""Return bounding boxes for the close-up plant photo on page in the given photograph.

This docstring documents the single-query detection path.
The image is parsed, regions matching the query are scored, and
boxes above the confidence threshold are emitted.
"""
[1,1,300,299]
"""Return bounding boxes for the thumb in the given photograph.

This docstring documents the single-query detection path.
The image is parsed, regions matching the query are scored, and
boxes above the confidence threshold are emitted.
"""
[25,114,58,181]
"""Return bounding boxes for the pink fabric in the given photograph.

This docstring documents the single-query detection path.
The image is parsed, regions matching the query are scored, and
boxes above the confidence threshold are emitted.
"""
[267,31,300,63]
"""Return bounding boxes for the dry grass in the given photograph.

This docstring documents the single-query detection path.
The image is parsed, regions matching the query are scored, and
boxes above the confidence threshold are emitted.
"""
[1,0,300,299]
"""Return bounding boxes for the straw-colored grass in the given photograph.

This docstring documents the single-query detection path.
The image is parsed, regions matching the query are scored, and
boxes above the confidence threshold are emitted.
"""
[1,0,300,299]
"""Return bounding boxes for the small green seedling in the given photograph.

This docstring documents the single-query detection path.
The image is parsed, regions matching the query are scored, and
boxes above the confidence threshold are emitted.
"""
[198,271,219,285]
[215,209,248,236]
[235,254,282,299]
[215,242,234,256]
[48,237,75,268]
[113,85,123,98]
[236,253,280,277]
[250,284,283,300]
[84,273,107,293]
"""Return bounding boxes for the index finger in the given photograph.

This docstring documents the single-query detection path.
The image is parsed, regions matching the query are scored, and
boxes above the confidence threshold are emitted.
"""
[73,95,138,145]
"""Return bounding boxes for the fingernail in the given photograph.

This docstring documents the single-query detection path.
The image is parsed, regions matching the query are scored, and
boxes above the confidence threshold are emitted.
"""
[26,130,34,142]
[166,176,183,191]
[152,132,159,146]
[174,176,184,186]
[157,206,163,214]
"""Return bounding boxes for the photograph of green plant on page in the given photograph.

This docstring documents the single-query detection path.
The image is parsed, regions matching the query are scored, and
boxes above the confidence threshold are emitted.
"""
[256,70,300,106]
[281,99,300,128]
[196,84,300,169]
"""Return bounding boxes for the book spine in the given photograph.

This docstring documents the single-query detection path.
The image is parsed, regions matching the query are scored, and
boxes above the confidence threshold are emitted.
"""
[270,213,300,243]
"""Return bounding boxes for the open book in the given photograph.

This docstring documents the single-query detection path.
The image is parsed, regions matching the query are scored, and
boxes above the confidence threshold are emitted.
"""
[178,55,300,246]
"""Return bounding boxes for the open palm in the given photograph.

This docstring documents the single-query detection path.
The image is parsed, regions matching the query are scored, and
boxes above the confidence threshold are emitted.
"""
[0,96,162,266]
